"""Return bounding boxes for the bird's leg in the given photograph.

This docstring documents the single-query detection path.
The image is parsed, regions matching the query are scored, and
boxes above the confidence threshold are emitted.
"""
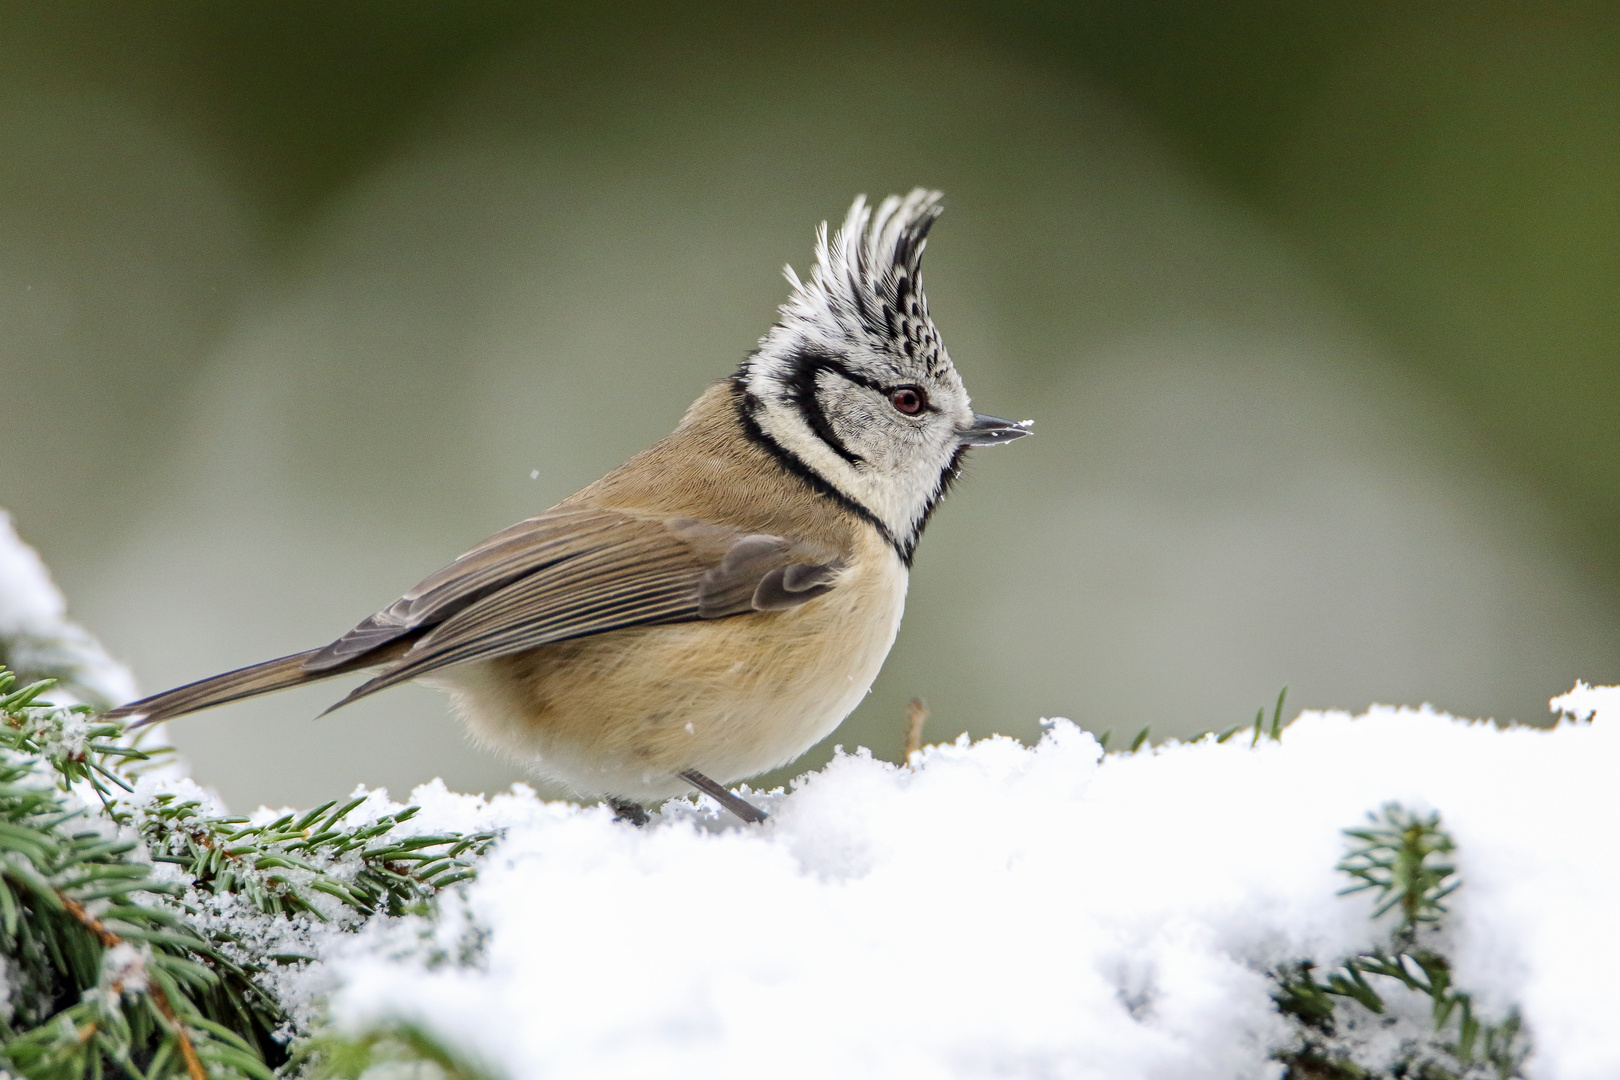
[678,769,768,825]
[605,796,649,827]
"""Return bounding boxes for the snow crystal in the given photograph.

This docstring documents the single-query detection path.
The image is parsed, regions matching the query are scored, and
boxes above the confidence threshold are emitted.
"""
[16,705,92,762]
[321,692,1620,1080]
[97,943,150,998]
[121,774,355,1027]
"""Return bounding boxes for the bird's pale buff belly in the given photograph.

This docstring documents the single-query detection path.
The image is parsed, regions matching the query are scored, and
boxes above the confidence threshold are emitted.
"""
[430,533,907,800]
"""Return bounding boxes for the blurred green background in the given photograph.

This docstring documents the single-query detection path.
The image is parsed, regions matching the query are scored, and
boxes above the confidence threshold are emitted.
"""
[4,1,1619,810]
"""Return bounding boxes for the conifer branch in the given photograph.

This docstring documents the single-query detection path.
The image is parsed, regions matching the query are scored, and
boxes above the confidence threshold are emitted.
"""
[1272,803,1529,1079]
[0,665,500,1079]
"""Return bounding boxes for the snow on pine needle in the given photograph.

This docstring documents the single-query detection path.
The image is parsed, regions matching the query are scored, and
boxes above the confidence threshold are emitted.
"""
[1,659,1615,1080]
[0,669,500,1078]
[321,696,1619,1080]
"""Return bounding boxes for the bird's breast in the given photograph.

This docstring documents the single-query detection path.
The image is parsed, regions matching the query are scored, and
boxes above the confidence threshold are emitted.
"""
[432,529,908,799]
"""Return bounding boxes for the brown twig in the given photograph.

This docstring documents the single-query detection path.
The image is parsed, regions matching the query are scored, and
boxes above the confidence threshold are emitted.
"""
[60,895,120,949]
[60,893,207,1080]
[147,981,207,1080]
[903,698,929,764]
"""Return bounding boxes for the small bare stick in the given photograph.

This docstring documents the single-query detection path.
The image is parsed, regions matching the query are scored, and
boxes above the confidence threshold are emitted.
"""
[904,697,930,764]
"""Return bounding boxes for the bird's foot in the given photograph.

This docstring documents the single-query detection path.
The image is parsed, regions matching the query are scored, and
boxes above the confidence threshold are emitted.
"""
[606,796,649,827]
[678,769,768,825]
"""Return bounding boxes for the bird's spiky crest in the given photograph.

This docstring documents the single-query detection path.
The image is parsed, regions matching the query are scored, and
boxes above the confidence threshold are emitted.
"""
[761,188,948,380]
[732,190,972,564]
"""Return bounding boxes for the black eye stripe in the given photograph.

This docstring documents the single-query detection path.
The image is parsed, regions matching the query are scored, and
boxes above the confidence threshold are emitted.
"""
[784,348,928,403]
[731,379,912,565]
[781,348,867,467]
[777,347,936,464]
[802,353,887,394]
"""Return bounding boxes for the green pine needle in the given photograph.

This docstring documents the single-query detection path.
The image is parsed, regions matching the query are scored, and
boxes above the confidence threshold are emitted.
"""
[0,667,501,1080]
[1272,802,1528,1079]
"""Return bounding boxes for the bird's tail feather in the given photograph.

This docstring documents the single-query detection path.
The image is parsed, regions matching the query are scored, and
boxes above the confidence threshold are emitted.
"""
[103,648,351,727]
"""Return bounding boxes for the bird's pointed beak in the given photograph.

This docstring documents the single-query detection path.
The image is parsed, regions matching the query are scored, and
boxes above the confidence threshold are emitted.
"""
[958,412,1033,447]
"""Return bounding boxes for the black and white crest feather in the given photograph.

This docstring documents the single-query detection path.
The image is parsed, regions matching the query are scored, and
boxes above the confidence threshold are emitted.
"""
[735,190,983,564]
[775,189,948,377]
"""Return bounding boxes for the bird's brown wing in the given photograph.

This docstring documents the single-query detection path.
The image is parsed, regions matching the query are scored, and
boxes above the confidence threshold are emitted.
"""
[106,507,842,726]
[316,508,845,710]
[304,507,645,671]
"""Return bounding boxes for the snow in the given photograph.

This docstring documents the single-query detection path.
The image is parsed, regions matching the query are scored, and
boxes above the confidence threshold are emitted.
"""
[322,697,1620,1080]
[0,510,137,708]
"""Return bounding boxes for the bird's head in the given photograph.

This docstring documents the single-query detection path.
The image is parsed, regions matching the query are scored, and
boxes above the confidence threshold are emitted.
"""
[736,189,1029,564]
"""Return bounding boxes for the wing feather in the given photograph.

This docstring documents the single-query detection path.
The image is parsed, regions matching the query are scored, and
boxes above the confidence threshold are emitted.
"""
[317,507,846,711]
[306,509,665,671]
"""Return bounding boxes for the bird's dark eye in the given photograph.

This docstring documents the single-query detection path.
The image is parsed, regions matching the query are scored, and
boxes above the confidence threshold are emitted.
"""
[889,386,927,415]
